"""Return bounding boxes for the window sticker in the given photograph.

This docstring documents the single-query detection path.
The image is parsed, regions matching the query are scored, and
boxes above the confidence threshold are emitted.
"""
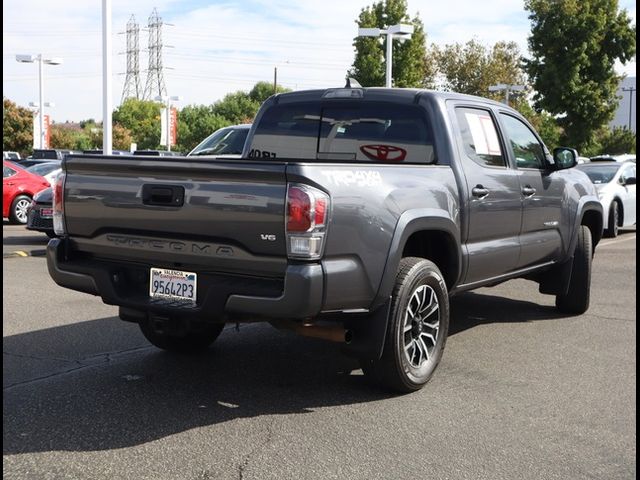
[465,112,501,156]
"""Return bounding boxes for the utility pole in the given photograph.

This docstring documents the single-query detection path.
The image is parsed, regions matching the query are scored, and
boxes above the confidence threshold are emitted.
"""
[622,86,636,130]
[488,84,526,107]
[120,14,142,102]
[273,67,277,94]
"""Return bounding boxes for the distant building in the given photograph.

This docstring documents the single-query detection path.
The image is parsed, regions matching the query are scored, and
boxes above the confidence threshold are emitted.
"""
[610,76,636,133]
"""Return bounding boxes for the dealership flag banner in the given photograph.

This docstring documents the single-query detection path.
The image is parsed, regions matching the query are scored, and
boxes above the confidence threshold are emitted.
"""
[32,112,51,149]
[160,107,178,146]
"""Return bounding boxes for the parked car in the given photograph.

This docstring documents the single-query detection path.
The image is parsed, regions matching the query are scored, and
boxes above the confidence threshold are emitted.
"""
[16,158,58,168]
[26,187,55,237]
[3,151,21,161]
[26,161,62,186]
[187,124,251,157]
[576,161,636,237]
[590,154,636,163]
[3,160,50,224]
[47,87,603,393]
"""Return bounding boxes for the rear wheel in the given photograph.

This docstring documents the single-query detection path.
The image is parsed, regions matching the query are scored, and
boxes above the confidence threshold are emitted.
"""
[139,318,225,353]
[361,257,449,393]
[604,202,619,238]
[9,195,31,224]
[556,225,592,314]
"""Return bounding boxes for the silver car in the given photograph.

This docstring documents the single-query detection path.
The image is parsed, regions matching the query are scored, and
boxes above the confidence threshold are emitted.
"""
[577,161,636,237]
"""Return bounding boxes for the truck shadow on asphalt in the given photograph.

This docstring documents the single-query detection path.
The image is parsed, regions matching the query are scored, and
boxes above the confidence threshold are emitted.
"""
[3,292,566,454]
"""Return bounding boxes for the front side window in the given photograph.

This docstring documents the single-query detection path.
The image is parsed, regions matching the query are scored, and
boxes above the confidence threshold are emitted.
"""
[455,107,505,168]
[500,114,547,169]
[249,102,435,163]
[620,164,636,183]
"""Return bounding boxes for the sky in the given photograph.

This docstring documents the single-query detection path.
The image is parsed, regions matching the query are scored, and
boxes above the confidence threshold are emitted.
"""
[3,0,637,122]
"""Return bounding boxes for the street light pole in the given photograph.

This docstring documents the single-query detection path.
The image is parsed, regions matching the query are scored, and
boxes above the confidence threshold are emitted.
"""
[488,83,526,107]
[358,24,413,88]
[38,56,44,149]
[622,86,636,130]
[16,54,63,149]
[102,0,113,155]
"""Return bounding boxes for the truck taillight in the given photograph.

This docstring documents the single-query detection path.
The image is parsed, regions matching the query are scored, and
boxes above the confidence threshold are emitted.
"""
[286,184,330,259]
[52,171,66,236]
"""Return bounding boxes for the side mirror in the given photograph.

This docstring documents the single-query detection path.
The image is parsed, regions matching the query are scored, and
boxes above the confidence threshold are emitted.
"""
[624,177,636,185]
[552,147,578,170]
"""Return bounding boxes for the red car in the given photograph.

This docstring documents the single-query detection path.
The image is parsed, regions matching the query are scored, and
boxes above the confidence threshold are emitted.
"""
[3,161,51,224]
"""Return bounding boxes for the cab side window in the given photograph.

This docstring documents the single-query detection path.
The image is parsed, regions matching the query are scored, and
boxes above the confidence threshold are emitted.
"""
[499,114,547,169]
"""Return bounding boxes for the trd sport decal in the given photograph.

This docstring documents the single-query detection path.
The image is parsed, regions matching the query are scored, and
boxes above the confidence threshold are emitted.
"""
[360,144,407,162]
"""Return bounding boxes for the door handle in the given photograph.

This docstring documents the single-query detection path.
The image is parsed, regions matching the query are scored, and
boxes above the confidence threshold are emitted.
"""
[142,184,185,206]
[472,186,489,199]
[522,186,536,197]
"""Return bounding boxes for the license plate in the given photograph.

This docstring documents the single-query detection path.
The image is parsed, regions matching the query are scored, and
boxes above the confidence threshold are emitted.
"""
[149,268,197,303]
[40,208,53,217]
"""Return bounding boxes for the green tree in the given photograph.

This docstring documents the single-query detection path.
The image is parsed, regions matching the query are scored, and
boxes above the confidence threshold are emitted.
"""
[248,81,291,104]
[112,98,162,149]
[596,126,636,155]
[211,91,261,125]
[523,0,636,151]
[349,0,429,87]
[50,124,80,150]
[431,40,527,98]
[175,105,230,154]
[3,98,33,156]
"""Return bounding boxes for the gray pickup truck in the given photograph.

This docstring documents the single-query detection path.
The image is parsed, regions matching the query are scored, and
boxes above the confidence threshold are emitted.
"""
[47,87,603,392]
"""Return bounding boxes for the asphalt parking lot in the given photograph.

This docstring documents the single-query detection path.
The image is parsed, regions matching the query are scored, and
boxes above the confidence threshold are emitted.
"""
[3,224,636,480]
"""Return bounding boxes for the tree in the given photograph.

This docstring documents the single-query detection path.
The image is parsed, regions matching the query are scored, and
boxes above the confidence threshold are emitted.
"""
[211,91,261,125]
[50,124,80,150]
[175,105,230,154]
[112,99,162,150]
[248,81,291,104]
[523,0,636,151]
[349,0,429,87]
[431,40,526,99]
[3,98,33,156]
[596,126,636,155]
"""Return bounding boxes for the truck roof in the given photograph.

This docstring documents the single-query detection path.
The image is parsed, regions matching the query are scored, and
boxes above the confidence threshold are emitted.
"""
[272,87,508,109]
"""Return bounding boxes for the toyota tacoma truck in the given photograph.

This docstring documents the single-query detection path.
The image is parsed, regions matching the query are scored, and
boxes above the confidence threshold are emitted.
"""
[47,87,603,392]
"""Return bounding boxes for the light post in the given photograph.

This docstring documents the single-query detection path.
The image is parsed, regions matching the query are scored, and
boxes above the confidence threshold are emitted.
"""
[488,83,525,107]
[16,54,63,149]
[358,23,413,88]
[622,86,636,130]
[155,95,181,151]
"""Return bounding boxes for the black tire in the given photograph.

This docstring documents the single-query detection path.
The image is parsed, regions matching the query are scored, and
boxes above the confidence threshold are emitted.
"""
[556,225,592,315]
[604,202,619,238]
[139,318,225,353]
[361,257,449,393]
[9,195,32,224]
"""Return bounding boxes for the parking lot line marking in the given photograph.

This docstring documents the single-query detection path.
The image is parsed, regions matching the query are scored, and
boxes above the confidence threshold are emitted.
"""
[14,251,28,257]
[599,235,636,248]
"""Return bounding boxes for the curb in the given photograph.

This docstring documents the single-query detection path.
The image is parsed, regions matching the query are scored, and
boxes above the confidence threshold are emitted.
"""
[3,249,47,259]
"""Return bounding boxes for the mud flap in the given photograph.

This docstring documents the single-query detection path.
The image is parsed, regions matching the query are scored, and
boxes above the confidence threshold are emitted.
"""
[538,258,573,296]
[341,299,391,361]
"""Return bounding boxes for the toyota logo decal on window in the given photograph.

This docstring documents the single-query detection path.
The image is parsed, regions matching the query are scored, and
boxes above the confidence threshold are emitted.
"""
[360,144,407,162]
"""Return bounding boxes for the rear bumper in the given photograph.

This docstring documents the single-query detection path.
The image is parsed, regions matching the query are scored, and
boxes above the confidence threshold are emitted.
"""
[46,238,323,319]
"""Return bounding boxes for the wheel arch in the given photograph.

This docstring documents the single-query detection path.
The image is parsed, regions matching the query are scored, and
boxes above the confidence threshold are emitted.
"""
[371,209,461,310]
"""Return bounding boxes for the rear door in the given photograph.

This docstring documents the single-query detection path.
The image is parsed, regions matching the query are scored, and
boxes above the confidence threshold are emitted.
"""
[618,163,637,225]
[452,106,522,284]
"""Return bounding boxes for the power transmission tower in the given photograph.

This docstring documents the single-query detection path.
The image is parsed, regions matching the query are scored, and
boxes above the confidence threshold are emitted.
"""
[142,8,167,100]
[120,15,142,103]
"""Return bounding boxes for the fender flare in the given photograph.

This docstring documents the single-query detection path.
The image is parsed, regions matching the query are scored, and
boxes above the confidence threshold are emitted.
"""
[568,197,603,257]
[370,209,461,310]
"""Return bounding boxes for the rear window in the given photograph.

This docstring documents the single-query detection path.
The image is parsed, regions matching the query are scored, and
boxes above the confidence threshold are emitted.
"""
[248,102,435,163]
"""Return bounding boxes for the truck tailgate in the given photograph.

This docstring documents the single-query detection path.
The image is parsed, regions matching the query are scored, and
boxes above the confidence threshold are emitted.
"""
[63,155,288,276]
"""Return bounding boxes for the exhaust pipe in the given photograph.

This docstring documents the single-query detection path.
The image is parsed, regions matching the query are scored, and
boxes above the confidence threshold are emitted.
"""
[274,320,352,344]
